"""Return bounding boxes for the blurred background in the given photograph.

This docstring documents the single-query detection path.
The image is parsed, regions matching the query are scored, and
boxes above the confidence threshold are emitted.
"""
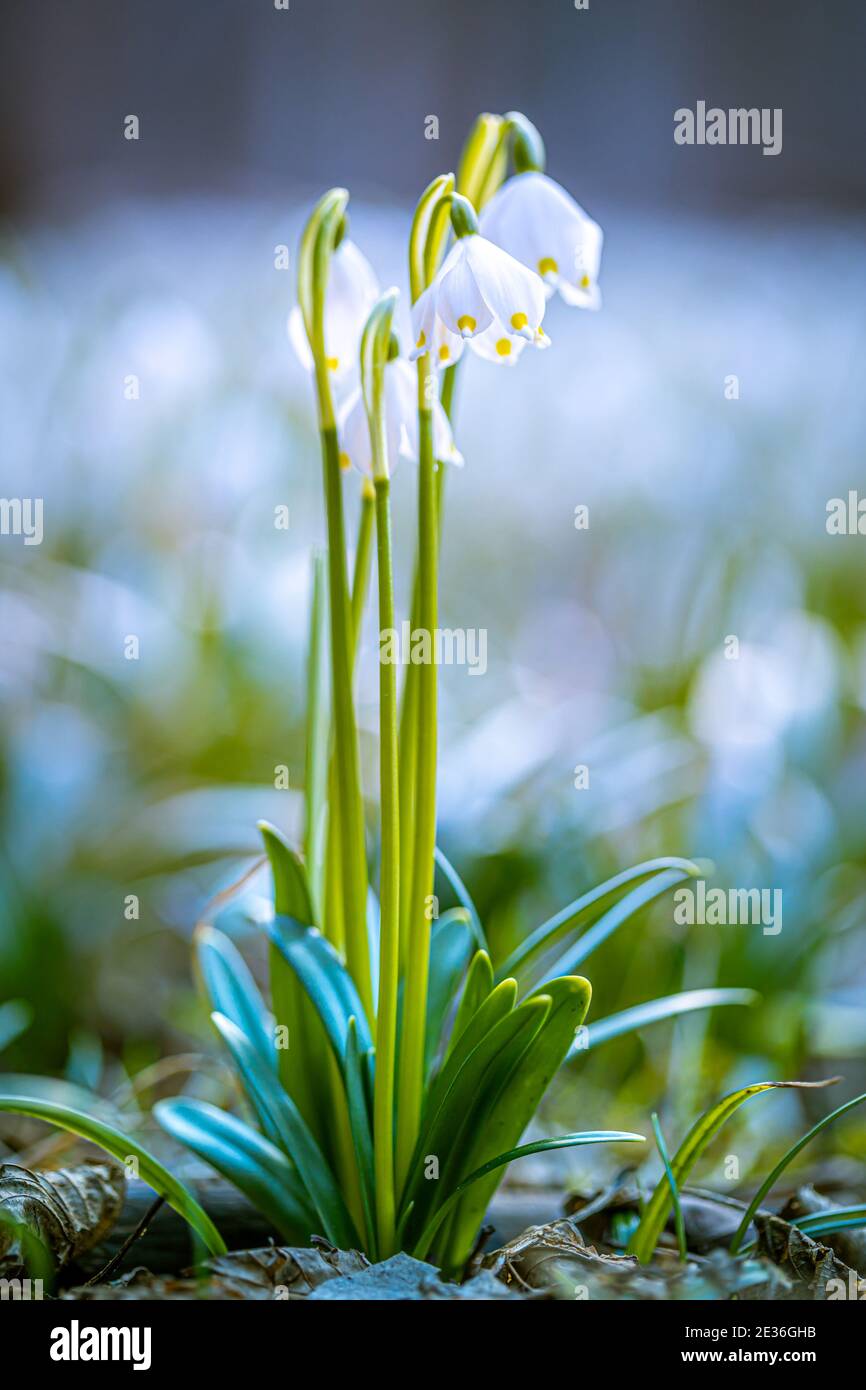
[1,0,865,1187]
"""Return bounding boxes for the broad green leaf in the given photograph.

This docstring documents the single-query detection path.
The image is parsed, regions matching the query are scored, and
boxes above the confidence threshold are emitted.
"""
[400,995,549,1244]
[446,950,494,1060]
[194,924,273,1068]
[730,1089,866,1253]
[439,975,592,1269]
[0,1092,225,1255]
[434,846,486,950]
[628,1079,839,1264]
[573,988,759,1059]
[651,1112,686,1260]
[268,913,374,1062]
[424,908,474,1077]
[414,1131,645,1260]
[211,1012,358,1249]
[0,1001,32,1053]
[345,1018,377,1257]
[419,978,517,1139]
[260,822,329,1142]
[497,857,701,983]
[155,1097,315,1243]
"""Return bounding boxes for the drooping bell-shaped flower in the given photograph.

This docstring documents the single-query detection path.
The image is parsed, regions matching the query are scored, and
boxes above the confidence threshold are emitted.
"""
[410,231,548,369]
[289,238,379,382]
[479,171,603,309]
[337,357,463,475]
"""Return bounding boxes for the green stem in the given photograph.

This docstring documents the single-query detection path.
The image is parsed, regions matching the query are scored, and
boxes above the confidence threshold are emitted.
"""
[324,482,375,951]
[396,388,438,1192]
[373,474,400,1256]
[318,419,374,1024]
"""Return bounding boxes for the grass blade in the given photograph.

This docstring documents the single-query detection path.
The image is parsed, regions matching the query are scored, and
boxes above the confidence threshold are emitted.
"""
[628,1078,840,1264]
[434,846,486,949]
[0,1001,32,1053]
[573,988,759,1059]
[497,857,701,985]
[0,1092,225,1255]
[651,1111,687,1260]
[414,1131,645,1260]
[424,908,474,1077]
[730,1088,866,1253]
[268,913,374,1062]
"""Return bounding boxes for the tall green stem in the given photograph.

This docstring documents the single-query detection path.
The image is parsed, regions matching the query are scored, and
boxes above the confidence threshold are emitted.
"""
[318,414,374,1024]
[373,474,399,1255]
[396,384,438,1191]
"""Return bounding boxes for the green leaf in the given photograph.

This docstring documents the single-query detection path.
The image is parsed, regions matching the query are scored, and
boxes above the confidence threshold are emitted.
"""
[194,924,273,1068]
[574,988,759,1058]
[793,1205,866,1237]
[424,908,474,1077]
[268,913,374,1063]
[210,1011,359,1249]
[628,1078,840,1264]
[258,821,314,923]
[496,857,701,984]
[539,868,698,984]
[438,974,592,1269]
[414,1131,645,1260]
[651,1111,686,1260]
[400,994,550,1245]
[0,1001,32,1053]
[434,846,486,950]
[446,950,494,1060]
[730,1089,866,1253]
[345,1018,377,1257]
[0,1092,225,1256]
[418,978,517,1139]
[155,1096,315,1243]
[260,822,329,1142]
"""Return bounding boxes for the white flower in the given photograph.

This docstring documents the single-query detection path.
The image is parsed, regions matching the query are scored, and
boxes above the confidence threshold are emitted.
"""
[410,233,548,369]
[288,239,379,382]
[479,171,603,309]
[337,358,463,475]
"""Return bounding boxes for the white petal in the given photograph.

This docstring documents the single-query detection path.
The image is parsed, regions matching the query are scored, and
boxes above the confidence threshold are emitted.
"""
[467,319,529,366]
[480,171,603,308]
[432,398,463,465]
[464,235,546,340]
[337,387,372,475]
[409,284,437,360]
[322,239,379,379]
[288,305,314,372]
[436,241,494,338]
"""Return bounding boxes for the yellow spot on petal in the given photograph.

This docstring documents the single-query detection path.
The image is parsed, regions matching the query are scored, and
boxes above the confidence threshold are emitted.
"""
[416,330,426,348]
[580,274,591,290]
[457,314,477,334]
[510,312,528,330]
[538,257,559,277]
[339,452,351,472]
[438,344,450,362]
[495,338,511,357]
[326,356,339,372]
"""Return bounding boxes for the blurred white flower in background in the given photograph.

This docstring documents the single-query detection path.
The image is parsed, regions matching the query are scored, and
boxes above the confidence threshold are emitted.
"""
[480,171,603,309]
[337,358,462,475]
[288,238,379,382]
